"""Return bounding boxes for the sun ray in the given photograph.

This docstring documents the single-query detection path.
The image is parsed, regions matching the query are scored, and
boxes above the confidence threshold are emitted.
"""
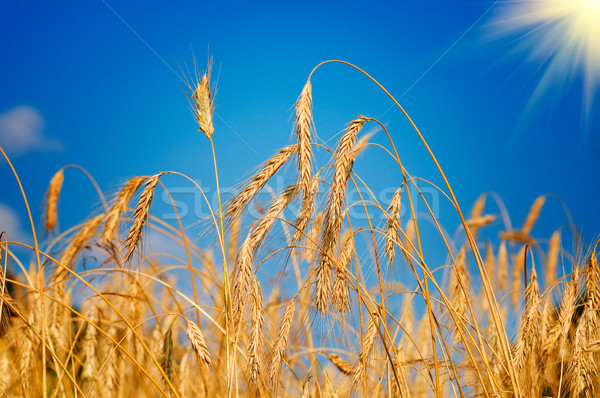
[491,0,600,114]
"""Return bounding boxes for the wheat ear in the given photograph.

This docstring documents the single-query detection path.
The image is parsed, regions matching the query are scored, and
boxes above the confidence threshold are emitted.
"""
[101,176,147,245]
[352,312,380,386]
[521,195,545,235]
[546,230,561,289]
[324,352,353,375]
[161,325,174,394]
[191,60,215,139]
[449,247,469,319]
[512,246,526,307]
[82,306,99,385]
[269,299,295,386]
[292,175,319,244]
[333,231,353,316]
[247,278,264,386]
[59,214,104,271]
[45,169,64,231]
[513,266,541,392]
[385,187,402,263]
[225,144,297,219]
[185,318,212,367]
[498,241,508,290]
[231,184,299,322]
[295,79,313,197]
[315,116,368,312]
[124,173,162,261]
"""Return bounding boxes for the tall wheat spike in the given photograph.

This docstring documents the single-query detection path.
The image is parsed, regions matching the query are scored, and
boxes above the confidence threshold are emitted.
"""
[295,80,314,199]
[191,61,215,139]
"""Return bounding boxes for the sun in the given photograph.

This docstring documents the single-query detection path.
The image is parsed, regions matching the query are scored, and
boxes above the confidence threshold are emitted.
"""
[491,0,600,112]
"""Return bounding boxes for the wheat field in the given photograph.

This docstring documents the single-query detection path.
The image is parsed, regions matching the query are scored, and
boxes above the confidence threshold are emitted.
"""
[0,59,598,397]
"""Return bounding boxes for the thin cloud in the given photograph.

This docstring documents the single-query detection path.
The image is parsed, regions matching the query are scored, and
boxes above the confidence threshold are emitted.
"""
[0,203,30,244]
[0,105,62,157]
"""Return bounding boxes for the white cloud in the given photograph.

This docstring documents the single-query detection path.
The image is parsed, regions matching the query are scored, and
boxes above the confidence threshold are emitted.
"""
[0,106,62,157]
[0,203,30,244]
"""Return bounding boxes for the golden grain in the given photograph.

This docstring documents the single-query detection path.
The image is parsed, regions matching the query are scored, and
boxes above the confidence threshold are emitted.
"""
[124,173,162,262]
[101,176,147,245]
[45,169,64,231]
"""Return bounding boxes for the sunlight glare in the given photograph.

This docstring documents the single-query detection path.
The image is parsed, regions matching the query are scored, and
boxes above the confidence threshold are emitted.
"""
[493,0,600,111]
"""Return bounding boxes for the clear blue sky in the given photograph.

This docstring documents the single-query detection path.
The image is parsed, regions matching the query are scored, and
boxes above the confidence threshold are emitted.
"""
[1,1,599,255]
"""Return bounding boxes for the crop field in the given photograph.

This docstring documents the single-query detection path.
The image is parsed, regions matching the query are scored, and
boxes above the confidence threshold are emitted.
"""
[0,57,598,397]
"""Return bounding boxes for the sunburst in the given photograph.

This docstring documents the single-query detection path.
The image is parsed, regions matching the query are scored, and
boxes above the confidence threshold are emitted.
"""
[491,0,600,112]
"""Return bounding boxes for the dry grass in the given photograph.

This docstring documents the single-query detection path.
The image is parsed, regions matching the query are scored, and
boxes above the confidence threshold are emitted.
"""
[0,59,598,397]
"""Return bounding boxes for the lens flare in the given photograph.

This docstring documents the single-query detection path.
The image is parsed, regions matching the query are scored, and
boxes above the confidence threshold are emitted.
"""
[492,0,600,111]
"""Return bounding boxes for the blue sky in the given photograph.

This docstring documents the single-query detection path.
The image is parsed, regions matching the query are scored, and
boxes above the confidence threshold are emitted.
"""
[1,1,599,260]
